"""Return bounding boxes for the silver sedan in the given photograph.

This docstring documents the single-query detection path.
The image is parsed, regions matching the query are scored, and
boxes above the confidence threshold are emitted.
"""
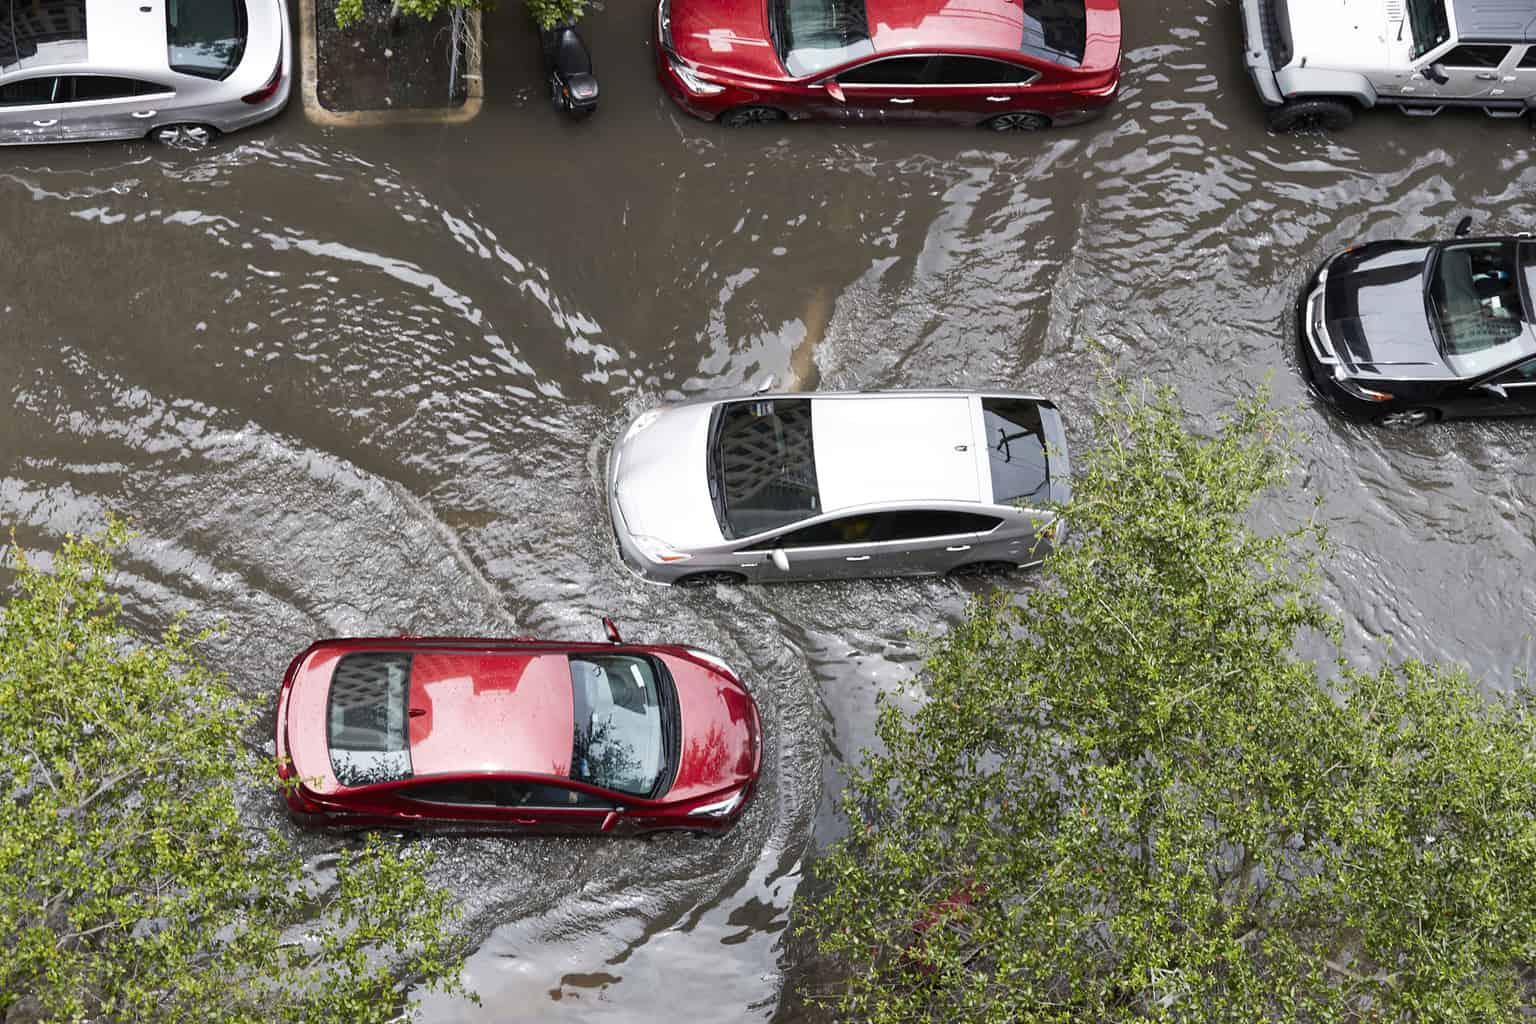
[607,389,1071,585]
[0,0,290,147]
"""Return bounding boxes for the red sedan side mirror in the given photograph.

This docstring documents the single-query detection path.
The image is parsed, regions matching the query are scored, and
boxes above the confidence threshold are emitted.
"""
[602,617,623,644]
[601,807,625,832]
[825,80,846,104]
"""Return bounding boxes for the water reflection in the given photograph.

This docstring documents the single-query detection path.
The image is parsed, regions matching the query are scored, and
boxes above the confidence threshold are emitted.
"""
[2,0,1535,1020]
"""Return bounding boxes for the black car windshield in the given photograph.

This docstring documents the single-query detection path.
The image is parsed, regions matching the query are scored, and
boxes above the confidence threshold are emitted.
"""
[327,652,413,787]
[1023,0,1086,66]
[569,655,667,797]
[1427,241,1536,377]
[982,398,1050,505]
[1404,0,1449,59]
[166,0,248,81]
[709,398,822,538]
[769,0,874,77]
[1,0,88,73]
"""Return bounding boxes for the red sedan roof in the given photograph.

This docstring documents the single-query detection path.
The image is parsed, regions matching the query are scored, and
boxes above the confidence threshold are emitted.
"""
[407,652,574,778]
[866,0,1024,55]
[282,642,577,795]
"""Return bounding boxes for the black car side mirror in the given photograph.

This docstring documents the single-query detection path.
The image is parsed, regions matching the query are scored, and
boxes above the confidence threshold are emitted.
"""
[1479,382,1509,400]
[1422,63,1450,84]
[1455,215,1474,237]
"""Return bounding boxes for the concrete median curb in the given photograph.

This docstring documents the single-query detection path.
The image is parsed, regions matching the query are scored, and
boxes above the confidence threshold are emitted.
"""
[296,0,484,127]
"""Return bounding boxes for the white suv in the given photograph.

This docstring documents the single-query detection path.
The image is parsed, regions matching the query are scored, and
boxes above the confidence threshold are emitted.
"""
[1240,0,1536,131]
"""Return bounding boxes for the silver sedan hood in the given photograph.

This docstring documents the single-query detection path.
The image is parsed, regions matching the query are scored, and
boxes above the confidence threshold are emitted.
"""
[611,404,724,548]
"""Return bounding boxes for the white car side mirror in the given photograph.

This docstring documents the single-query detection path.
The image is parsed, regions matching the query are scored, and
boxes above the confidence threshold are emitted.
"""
[770,549,790,572]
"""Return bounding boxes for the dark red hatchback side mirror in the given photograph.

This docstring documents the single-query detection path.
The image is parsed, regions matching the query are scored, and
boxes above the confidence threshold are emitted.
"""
[602,617,622,644]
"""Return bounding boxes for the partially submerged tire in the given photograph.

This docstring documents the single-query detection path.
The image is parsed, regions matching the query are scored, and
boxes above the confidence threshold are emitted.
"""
[1374,407,1438,430]
[151,123,218,149]
[675,571,747,587]
[719,106,786,127]
[1266,99,1354,133]
[983,111,1050,132]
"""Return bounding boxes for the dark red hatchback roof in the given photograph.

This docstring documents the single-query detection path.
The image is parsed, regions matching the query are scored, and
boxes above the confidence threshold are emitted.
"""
[276,636,762,815]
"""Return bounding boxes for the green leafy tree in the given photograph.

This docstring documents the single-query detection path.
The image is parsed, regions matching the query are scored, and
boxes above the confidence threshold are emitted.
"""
[334,0,586,33]
[800,385,1536,1022]
[0,521,473,1023]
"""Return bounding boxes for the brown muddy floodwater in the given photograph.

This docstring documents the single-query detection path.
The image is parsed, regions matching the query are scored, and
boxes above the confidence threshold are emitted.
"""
[3,1,1535,1020]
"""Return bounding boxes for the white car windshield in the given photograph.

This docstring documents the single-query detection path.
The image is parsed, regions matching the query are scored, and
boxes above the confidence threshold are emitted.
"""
[1405,0,1450,60]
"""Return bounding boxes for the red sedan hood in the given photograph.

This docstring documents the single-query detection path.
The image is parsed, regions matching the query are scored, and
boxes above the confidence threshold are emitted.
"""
[666,0,787,79]
[664,654,761,802]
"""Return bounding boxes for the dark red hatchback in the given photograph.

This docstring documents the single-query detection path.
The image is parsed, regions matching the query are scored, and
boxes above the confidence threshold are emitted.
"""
[275,629,762,835]
[655,0,1121,129]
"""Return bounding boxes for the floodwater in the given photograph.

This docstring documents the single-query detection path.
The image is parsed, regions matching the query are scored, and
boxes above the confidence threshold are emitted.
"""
[3,0,1535,1019]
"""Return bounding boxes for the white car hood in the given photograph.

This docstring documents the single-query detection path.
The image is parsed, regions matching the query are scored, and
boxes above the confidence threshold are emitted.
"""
[1284,0,1399,68]
[611,404,724,548]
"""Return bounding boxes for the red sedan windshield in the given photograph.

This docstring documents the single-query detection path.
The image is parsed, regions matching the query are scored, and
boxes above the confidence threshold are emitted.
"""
[570,655,669,797]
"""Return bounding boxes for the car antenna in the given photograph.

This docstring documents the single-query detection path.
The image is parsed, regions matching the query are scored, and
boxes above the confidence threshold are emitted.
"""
[602,617,623,644]
[1454,215,1473,238]
[754,375,776,394]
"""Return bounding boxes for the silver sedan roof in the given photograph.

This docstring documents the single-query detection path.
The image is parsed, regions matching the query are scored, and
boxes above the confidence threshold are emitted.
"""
[809,393,986,512]
[2,0,178,77]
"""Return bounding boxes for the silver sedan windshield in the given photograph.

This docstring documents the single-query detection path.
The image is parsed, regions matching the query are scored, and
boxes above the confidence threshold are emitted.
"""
[710,398,822,538]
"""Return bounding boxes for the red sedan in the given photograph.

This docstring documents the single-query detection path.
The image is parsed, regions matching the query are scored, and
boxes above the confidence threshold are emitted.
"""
[655,0,1120,129]
[275,626,762,835]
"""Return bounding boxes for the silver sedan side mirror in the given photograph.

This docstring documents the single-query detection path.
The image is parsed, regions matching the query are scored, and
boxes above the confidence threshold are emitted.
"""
[770,549,790,572]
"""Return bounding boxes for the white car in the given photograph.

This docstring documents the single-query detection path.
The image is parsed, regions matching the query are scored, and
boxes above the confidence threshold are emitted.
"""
[0,0,290,147]
[1240,0,1536,131]
[606,389,1072,586]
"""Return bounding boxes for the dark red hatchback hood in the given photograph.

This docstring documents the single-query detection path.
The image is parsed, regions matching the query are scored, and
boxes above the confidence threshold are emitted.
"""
[665,0,787,80]
[662,652,762,802]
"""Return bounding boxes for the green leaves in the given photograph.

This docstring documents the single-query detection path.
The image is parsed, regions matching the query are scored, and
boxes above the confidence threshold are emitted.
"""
[0,520,472,1022]
[334,0,588,35]
[800,384,1536,1022]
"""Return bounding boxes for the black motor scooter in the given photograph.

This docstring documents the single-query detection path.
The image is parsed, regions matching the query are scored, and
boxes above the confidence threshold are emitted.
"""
[541,21,599,118]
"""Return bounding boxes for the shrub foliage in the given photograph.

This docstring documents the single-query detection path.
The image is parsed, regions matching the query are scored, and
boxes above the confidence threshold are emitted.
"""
[335,0,586,34]
[801,386,1536,1021]
[0,521,472,1023]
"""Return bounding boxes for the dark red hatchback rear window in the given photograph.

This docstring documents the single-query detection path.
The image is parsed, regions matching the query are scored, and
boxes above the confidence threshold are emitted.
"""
[327,652,413,787]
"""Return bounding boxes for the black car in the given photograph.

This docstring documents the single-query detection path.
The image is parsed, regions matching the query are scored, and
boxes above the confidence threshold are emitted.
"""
[1298,223,1536,429]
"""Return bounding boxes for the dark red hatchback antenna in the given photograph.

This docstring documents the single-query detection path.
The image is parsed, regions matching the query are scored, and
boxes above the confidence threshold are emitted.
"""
[602,617,623,644]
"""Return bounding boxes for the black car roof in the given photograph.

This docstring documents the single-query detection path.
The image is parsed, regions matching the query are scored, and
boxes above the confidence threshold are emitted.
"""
[1452,0,1536,43]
